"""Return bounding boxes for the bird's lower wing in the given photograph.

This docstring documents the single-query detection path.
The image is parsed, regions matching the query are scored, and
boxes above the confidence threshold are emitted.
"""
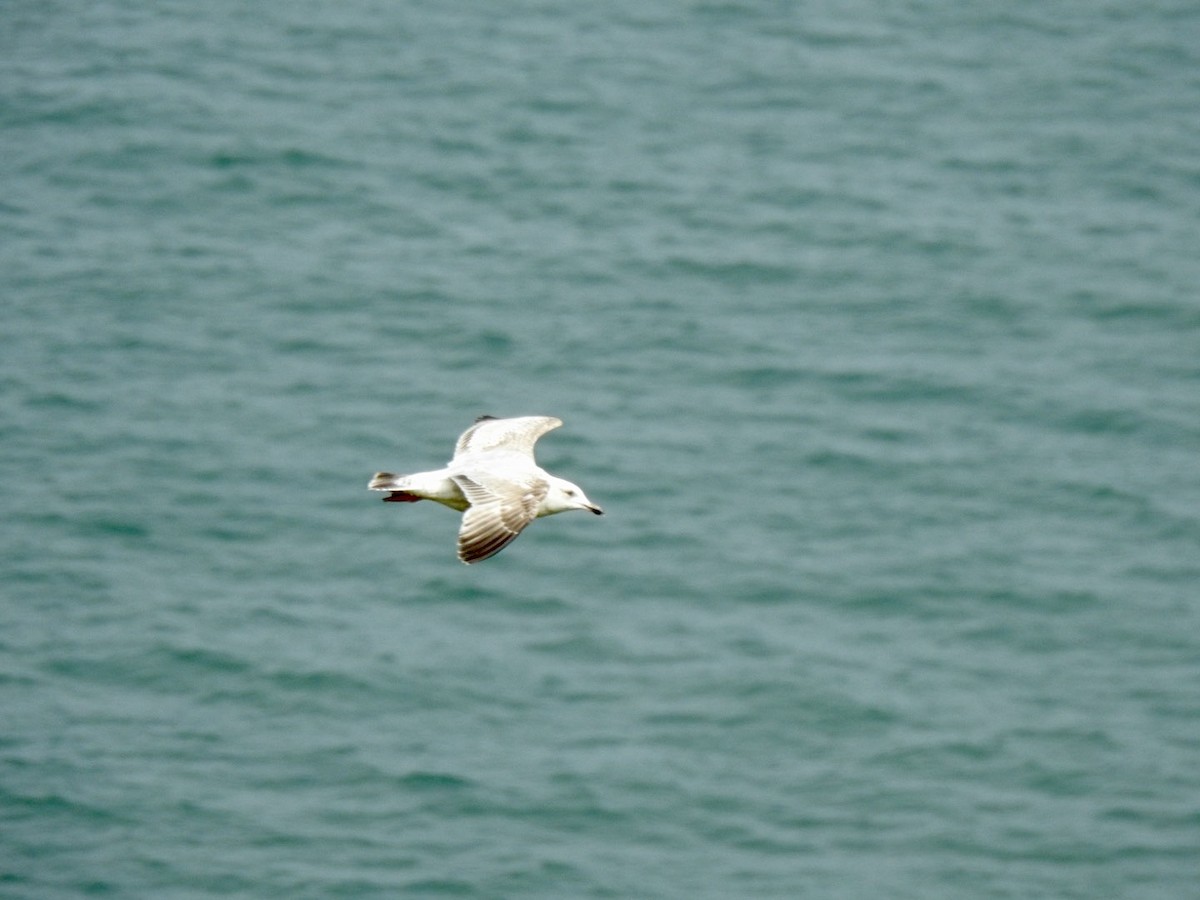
[453,474,546,564]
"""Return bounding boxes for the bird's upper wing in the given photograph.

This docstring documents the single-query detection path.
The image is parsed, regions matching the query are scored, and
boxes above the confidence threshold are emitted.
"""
[452,471,548,564]
[452,415,563,461]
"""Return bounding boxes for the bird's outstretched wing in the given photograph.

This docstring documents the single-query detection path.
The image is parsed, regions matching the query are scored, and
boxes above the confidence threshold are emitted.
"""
[453,471,548,563]
[452,415,562,461]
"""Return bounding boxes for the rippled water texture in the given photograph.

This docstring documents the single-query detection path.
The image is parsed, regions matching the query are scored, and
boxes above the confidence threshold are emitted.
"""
[4,1,1199,897]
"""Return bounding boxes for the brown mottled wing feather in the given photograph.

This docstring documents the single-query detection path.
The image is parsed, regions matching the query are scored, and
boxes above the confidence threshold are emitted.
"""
[453,416,562,460]
[453,473,548,563]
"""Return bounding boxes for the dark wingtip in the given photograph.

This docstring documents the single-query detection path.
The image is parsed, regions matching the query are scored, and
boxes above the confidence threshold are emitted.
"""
[474,414,499,422]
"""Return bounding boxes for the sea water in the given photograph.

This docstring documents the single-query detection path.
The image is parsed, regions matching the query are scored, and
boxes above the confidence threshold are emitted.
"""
[4,2,1199,897]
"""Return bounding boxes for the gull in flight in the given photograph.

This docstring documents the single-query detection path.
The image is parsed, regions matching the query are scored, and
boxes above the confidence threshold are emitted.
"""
[369,415,603,564]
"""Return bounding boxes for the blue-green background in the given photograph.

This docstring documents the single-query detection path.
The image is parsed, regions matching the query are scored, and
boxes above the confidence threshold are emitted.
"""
[4,2,1199,897]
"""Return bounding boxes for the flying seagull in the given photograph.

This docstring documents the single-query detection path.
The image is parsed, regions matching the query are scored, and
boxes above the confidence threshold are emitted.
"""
[369,415,603,564]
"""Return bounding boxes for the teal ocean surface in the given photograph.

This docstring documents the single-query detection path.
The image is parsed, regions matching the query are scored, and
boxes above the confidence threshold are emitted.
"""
[4,2,1200,897]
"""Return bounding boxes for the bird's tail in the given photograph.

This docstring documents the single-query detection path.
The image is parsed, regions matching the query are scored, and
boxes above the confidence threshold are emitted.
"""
[369,471,408,491]
[368,472,423,502]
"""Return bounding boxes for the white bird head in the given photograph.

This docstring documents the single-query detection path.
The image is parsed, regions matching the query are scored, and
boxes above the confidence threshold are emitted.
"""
[542,476,603,517]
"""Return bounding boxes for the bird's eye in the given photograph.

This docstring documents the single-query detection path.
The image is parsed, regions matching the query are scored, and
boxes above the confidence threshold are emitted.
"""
[566,489,576,496]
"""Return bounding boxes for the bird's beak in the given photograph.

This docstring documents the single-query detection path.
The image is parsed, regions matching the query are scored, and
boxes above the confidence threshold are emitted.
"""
[587,504,604,515]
